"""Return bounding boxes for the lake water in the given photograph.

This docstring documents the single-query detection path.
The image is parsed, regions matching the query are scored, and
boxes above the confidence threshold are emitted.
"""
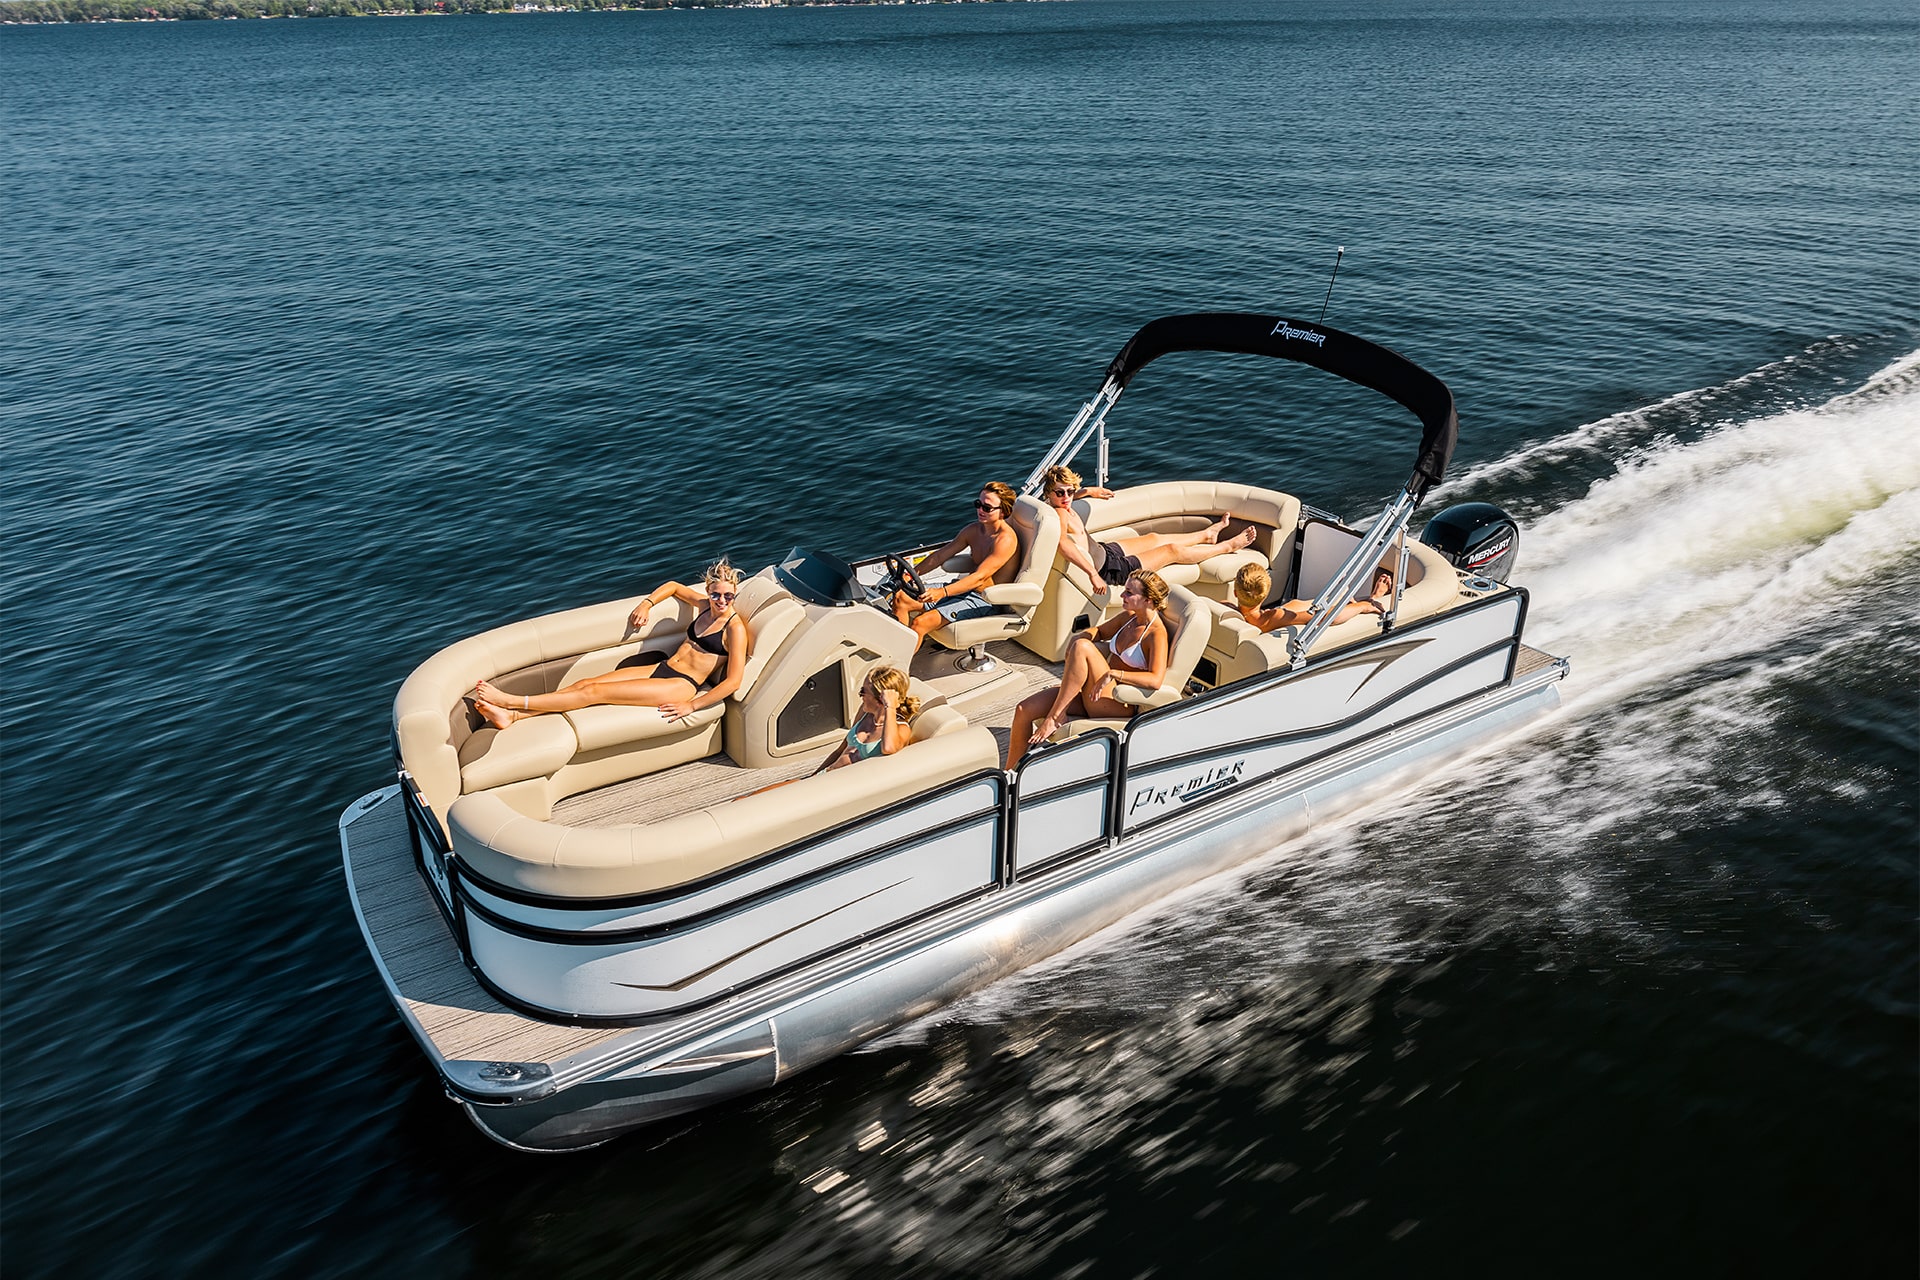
[2,1,1916,1273]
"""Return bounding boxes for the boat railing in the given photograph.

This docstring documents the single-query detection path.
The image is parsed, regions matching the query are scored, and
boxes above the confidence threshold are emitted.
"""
[1021,378,1122,494]
[402,583,1536,1024]
[1287,490,1417,667]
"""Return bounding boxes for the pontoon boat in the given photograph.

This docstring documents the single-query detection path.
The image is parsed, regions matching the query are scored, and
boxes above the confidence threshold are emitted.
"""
[339,312,1567,1151]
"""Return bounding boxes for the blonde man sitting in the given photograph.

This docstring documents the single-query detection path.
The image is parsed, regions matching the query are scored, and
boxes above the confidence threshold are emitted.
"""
[1041,463,1256,594]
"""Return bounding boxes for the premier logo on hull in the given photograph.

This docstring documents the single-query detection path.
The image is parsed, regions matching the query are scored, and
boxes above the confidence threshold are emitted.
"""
[1127,759,1247,817]
[1270,319,1328,347]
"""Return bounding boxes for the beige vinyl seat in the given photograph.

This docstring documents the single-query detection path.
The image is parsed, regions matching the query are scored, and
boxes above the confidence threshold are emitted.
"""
[1041,582,1214,746]
[1203,540,1462,686]
[448,704,999,899]
[394,575,805,836]
[1021,481,1300,662]
[926,493,1060,672]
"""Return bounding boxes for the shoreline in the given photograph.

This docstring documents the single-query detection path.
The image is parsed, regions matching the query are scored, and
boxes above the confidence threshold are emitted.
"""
[3,0,1043,23]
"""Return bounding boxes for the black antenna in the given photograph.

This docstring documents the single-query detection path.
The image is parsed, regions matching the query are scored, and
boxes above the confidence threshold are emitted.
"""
[1318,246,1345,322]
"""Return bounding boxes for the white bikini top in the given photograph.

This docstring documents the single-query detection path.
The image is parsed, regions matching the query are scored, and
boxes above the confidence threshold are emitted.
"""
[1107,617,1150,669]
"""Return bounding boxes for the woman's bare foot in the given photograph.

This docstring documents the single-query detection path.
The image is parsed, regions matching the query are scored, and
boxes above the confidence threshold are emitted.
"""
[1029,713,1062,747]
[1199,514,1230,543]
[1221,524,1257,552]
[472,697,519,731]
[474,678,514,706]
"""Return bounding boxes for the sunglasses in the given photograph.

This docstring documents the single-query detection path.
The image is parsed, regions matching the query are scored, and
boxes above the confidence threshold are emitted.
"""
[974,500,1002,513]
[707,589,736,603]
[1049,487,1074,498]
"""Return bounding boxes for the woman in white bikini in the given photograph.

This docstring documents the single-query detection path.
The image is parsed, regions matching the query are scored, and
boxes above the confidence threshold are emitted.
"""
[1006,569,1171,770]
[471,559,750,729]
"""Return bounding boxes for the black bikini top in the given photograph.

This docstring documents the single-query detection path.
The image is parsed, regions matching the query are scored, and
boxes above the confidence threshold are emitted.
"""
[690,610,733,657]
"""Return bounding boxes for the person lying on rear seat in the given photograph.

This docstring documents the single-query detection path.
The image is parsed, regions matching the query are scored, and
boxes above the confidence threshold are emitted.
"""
[471,558,749,729]
[1043,463,1257,594]
[1006,569,1171,770]
[890,480,1022,653]
[1231,563,1396,633]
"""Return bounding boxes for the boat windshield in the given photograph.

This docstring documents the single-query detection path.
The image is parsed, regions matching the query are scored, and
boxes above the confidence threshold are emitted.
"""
[773,547,864,607]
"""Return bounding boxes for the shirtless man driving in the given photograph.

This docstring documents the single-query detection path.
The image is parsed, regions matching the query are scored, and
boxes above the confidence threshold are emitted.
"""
[1041,464,1257,591]
[890,481,1023,653]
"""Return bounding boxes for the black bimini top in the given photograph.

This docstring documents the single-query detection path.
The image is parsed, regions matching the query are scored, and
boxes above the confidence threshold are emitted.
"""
[1103,312,1460,501]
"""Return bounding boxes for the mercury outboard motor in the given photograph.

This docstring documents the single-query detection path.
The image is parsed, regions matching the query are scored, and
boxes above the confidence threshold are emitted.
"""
[1420,502,1520,583]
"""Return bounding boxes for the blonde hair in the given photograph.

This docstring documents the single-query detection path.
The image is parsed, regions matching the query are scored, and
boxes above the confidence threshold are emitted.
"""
[1129,569,1170,612]
[1042,464,1080,492]
[704,557,741,590]
[1233,564,1270,610]
[866,665,921,723]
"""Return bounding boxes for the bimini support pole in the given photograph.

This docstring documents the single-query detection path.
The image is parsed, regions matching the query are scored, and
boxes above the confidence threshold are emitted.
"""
[1022,379,1123,495]
[1385,522,1411,629]
[1288,490,1418,668]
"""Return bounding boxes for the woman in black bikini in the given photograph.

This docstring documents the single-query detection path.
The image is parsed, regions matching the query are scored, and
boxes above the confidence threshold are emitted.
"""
[472,559,749,729]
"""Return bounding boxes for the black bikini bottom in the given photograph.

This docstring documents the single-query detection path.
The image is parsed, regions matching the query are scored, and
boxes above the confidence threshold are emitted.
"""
[618,648,722,691]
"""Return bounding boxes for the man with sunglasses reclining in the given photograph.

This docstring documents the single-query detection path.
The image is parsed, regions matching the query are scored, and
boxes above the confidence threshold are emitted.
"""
[1041,463,1255,593]
[890,481,1023,654]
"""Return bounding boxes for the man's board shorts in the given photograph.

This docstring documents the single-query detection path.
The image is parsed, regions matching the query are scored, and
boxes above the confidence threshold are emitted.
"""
[933,589,1004,623]
[1097,540,1143,587]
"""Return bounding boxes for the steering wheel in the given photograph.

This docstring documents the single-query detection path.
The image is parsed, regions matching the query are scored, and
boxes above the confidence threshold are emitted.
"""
[883,552,928,601]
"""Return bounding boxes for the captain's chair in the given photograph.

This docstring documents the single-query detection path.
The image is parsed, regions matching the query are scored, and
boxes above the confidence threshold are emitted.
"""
[927,494,1060,673]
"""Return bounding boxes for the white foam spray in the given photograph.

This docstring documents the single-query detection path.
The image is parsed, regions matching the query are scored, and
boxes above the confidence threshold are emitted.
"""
[1522,348,1920,713]
[910,347,1920,1014]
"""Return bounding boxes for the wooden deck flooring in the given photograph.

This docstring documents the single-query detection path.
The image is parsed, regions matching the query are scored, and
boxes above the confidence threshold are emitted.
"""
[1513,643,1558,678]
[342,790,630,1066]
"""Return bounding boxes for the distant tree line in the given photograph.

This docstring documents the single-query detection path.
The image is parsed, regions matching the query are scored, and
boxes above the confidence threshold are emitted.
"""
[0,0,997,20]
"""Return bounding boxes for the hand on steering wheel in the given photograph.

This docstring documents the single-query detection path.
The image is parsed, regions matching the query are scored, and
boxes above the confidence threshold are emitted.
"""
[885,552,928,601]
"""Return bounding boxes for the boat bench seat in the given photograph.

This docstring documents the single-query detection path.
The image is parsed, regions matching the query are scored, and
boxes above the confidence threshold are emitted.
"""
[1021,480,1300,661]
[448,715,1000,899]
[394,576,806,835]
[1203,538,1462,684]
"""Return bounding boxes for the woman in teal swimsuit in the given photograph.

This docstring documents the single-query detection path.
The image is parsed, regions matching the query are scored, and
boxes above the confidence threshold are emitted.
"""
[813,666,921,774]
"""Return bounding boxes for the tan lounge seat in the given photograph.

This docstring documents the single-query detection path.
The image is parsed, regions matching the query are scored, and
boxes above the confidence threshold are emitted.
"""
[926,493,1060,669]
[448,707,999,899]
[394,575,805,836]
[1021,481,1300,661]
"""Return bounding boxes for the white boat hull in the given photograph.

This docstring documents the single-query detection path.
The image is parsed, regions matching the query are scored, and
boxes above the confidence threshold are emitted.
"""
[343,650,1562,1151]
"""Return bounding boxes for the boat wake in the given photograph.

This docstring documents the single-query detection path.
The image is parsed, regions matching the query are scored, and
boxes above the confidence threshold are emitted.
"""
[871,344,1920,1024]
[1523,345,1920,712]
